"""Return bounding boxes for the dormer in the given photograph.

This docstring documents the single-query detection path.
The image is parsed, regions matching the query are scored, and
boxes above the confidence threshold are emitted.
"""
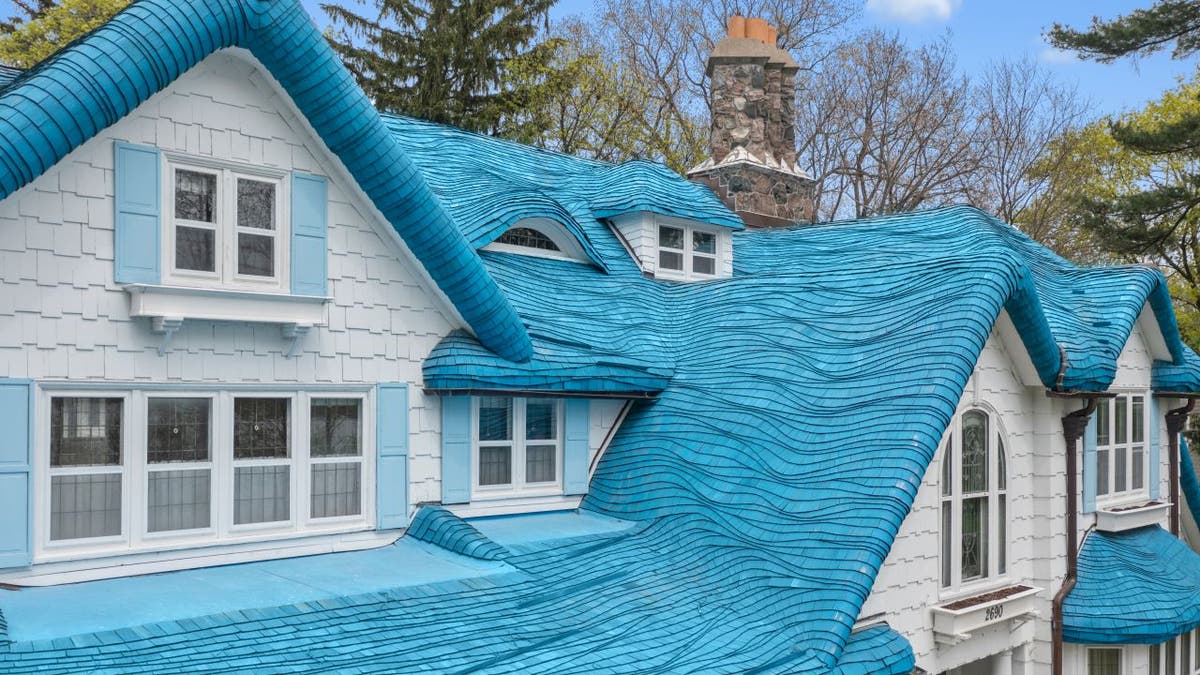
[609,212,734,281]
[482,217,592,264]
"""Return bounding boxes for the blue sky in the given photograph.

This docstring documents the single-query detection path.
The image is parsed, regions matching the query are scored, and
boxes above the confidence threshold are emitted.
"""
[1,0,1193,117]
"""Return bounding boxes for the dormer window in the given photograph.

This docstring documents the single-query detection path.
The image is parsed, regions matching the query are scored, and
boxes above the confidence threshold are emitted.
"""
[657,223,718,279]
[166,157,287,291]
[496,227,560,252]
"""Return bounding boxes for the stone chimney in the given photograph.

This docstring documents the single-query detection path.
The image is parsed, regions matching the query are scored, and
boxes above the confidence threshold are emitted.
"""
[687,16,815,227]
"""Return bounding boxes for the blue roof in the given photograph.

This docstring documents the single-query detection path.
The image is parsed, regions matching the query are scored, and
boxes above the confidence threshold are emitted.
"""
[0,65,21,90]
[1064,525,1200,644]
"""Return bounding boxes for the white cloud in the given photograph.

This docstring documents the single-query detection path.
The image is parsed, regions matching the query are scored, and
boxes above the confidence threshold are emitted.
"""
[1038,47,1076,65]
[866,0,960,23]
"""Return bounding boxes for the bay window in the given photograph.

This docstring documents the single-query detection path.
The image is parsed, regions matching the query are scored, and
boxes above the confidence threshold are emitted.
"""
[1096,394,1149,501]
[473,397,562,498]
[38,388,372,560]
[940,408,1009,593]
[167,158,286,290]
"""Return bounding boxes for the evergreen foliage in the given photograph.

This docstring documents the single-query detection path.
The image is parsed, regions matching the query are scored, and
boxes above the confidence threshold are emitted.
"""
[323,0,556,134]
[0,0,128,68]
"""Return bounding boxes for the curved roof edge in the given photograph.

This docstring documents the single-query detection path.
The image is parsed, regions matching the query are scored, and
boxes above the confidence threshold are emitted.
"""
[0,0,532,362]
[1064,525,1200,644]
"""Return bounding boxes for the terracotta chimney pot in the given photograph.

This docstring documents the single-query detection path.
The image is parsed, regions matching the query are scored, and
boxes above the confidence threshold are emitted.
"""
[767,25,778,46]
[727,15,746,39]
[745,17,769,44]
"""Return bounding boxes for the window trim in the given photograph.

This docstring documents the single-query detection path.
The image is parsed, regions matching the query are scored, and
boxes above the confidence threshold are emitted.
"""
[162,153,290,293]
[481,217,590,263]
[939,405,1011,597]
[33,384,375,564]
[1085,645,1124,675]
[654,218,721,281]
[1095,391,1151,506]
[1149,628,1200,675]
[470,397,564,500]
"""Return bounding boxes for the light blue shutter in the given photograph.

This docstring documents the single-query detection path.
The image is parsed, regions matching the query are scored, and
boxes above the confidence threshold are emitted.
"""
[376,383,409,530]
[1082,412,1097,514]
[1150,396,1161,500]
[0,380,33,568]
[290,173,328,296]
[563,399,590,495]
[441,396,471,504]
[113,142,161,284]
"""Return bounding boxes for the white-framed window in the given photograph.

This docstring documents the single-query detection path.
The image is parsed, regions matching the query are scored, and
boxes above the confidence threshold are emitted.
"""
[482,218,590,263]
[1150,628,1200,674]
[1087,647,1123,675]
[36,387,372,561]
[1095,393,1149,503]
[472,397,562,499]
[940,408,1009,594]
[166,156,288,291]
[657,222,718,279]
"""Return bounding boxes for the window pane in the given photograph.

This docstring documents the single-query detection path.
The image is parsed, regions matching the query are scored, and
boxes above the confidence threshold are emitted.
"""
[941,501,951,587]
[1168,640,1176,675]
[961,411,988,494]
[941,439,953,497]
[1115,447,1127,493]
[175,226,215,272]
[1097,401,1110,446]
[692,231,716,254]
[147,398,210,463]
[311,462,361,518]
[236,178,275,230]
[659,250,683,271]
[1087,648,1121,675]
[1132,447,1145,490]
[234,398,290,459]
[478,397,512,441]
[1115,396,1127,445]
[692,255,716,276]
[237,233,274,277]
[497,227,559,251]
[479,446,512,486]
[526,400,556,441]
[1150,643,1159,675]
[51,397,122,467]
[526,444,556,483]
[659,225,683,250]
[999,494,1006,575]
[1097,449,1110,496]
[1185,634,1192,675]
[1132,397,1145,443]
[175,169,216,222]
[997,434,1006,490]
[311,399,361,458]
[233,465,290,525]
[50,474,121,540]
[961,496,988,580]
[147,469,210,532]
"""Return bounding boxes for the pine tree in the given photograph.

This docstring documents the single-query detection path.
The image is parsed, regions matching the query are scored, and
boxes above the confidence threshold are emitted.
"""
[0,0,129,68]
[323,0,556,134]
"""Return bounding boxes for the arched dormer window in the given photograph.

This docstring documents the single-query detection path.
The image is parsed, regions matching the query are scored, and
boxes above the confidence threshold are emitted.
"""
[483,217,588,263]
[940,408,1008,592]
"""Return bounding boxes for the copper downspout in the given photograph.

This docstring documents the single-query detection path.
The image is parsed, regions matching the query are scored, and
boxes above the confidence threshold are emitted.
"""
[1052,398,1097,675]
[1166,399,1196,536]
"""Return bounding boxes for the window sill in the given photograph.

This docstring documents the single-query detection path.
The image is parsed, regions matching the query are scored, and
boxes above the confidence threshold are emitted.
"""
[931,583,1042,646]
[124,283,329,355]
[447,494,582,519]
[1095,500,1170,532]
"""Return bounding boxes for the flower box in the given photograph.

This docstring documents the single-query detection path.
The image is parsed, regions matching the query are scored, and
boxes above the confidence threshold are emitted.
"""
[931,584,1042,643]
[1095,501,1171,533]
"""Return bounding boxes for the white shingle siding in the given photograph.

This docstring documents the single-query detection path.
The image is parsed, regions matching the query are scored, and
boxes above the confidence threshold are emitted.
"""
[0,49,457,507]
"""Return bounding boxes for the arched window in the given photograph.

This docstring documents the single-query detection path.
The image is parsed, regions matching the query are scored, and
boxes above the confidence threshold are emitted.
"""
[496,227,560,252]
[940,408,1008,591]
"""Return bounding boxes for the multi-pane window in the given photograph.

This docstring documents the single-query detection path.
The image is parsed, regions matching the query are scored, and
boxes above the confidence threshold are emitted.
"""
[474,397,562,497]
[1096,394,1148,501]
[1151,629,1200,674]
[496,227,560,252]
[49,397,124,541]
[309,399,363,519]
[40,390,371,557]
[146,398,211,533]
[657,223,718,278]
[168,161,283,288]
[1088,648,1122,675]
[940,409,1008,592]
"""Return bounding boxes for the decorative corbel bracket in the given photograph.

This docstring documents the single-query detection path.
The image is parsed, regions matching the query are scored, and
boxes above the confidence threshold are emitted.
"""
[282,323,312,358]
[151,316,184,355]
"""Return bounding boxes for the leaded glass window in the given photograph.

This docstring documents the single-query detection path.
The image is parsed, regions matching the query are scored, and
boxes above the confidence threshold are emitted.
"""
[50,397,124,541]
[940,408,1008,592]
[497,227,560,251]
